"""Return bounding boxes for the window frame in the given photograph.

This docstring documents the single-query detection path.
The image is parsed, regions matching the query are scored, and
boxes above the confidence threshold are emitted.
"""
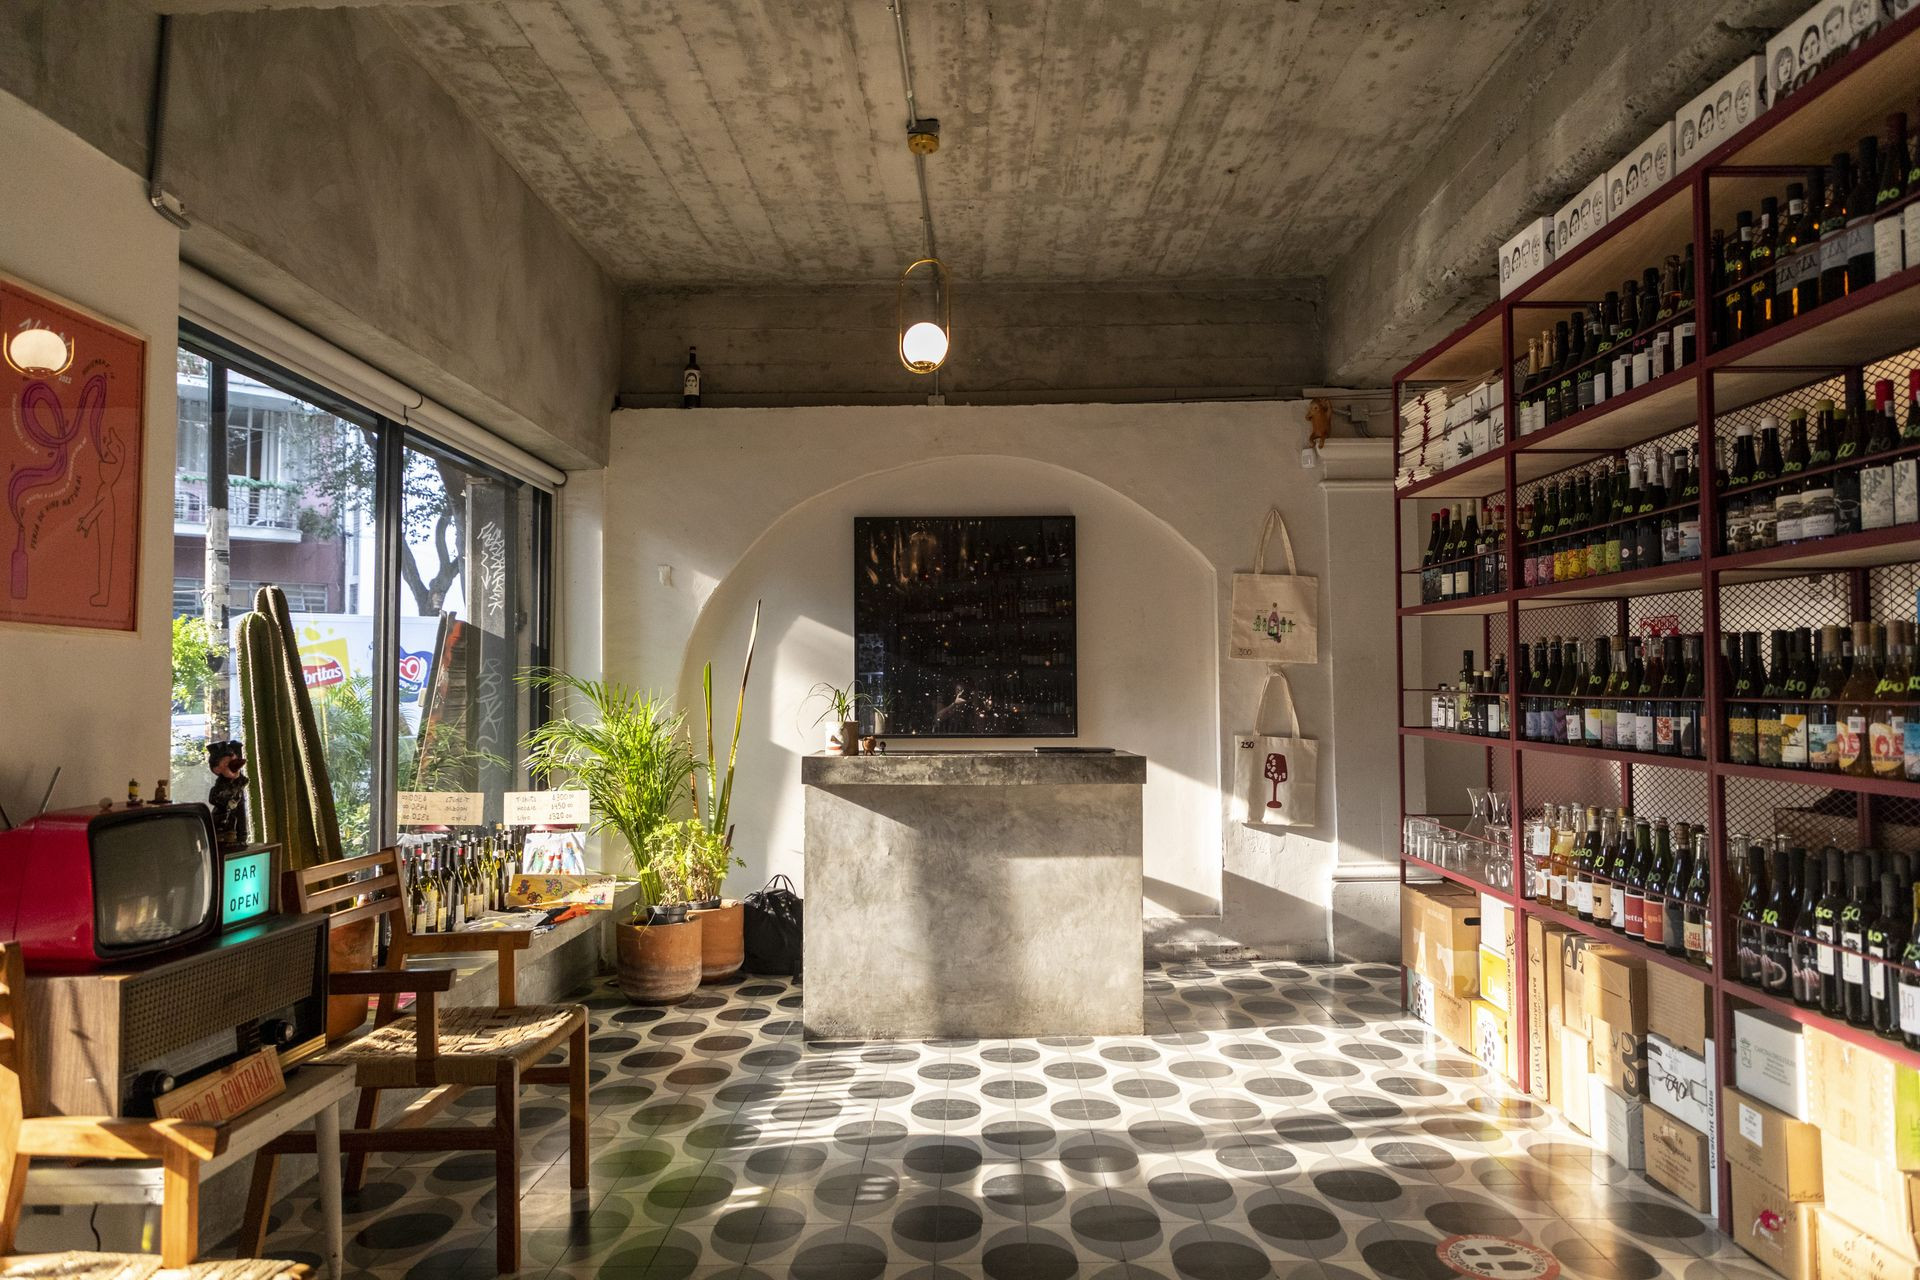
[177,321,553,849]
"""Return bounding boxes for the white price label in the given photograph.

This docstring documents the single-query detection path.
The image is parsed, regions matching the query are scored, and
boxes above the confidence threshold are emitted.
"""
[503,790,592,826]
[396,791,484,826]
[1901,983,1920,1034]
[1738,1103,1763,1147]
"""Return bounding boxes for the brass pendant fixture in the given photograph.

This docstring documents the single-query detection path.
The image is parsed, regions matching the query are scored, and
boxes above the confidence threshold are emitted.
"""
[896,257,950,374]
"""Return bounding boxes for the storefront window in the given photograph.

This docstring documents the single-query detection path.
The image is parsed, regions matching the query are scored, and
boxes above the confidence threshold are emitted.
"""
[169,329,548,851]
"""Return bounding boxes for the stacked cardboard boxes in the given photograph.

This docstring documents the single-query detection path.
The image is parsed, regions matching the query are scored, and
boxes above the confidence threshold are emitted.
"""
[1804,1026,1920,1280]
[1587,946,1650,1176]
[1472,893,1517,1082]
[1401,884,1479,1054]
[1640,965,1715,1215]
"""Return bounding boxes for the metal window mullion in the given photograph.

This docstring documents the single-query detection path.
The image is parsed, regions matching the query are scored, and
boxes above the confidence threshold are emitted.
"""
[371,418,405,849]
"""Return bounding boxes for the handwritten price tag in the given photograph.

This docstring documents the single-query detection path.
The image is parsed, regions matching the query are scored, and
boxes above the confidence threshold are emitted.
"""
[396,791,484,826]
[502,790,591,826]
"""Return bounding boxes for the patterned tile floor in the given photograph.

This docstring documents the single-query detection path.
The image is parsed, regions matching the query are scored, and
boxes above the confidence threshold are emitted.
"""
[252,960,1769,1280]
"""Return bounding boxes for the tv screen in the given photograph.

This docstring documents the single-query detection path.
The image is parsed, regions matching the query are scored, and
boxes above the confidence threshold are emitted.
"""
[92,810,216,951]
[855,516,1076,737]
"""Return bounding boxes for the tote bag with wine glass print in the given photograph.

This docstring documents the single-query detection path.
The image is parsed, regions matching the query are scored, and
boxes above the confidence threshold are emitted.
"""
[1229,508,1317,663]
[1233,671,1319,829]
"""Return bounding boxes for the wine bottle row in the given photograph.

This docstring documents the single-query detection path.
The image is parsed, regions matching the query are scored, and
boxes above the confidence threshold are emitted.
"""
[1519,449,1702,587]
[1518,633,1707,758]
[1418,502,1507,604]
[1718,380,1920,553]
[1514,250,1698,436]
[1428,649,1509,737]
[1730,836,1920,1049]
[1711,113,1919,350]
[1523,803,1712,967]
[1723,620,1920,777]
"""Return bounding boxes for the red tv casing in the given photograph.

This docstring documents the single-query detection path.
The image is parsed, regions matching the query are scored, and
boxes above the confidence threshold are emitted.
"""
[0,803,221,972]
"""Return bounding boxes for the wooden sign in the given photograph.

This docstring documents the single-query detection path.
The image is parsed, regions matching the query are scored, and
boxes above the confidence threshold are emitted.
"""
[396,791,483,826]
[1,273,147,631]
[154,1047,284,1123]
[503,789,590,826]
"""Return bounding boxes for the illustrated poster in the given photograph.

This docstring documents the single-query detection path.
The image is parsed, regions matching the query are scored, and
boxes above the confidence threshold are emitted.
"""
[2,276,145,630]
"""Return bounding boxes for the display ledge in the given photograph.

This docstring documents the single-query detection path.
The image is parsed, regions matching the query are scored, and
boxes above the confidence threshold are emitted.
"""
[1529,901,1714,984]
[1725,980,1920,1073]
[1398,593,1509,617]
[1401,851,1515,903]
[1397,447,1510,501]
[1511,367,1699,460]
[1399,298,1504,384]
[1709,258,1920,380]
[1511,561,1704,605]
[1712,524,1920,580]
[1519,739,1708,771]
[1401,725,1508,746]
[1715,761,1920,798]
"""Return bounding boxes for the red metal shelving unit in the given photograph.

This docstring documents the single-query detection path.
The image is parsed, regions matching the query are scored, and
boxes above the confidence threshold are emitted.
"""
[1393,8,1920,1237]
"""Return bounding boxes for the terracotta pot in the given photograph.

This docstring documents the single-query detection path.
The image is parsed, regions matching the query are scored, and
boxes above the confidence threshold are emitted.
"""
[688,900,744,983]
[839,720,861,754]
[326,914,379,1040]
[616,917,704,1004]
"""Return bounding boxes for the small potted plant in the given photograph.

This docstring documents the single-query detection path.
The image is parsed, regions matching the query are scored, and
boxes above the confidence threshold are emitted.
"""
[808,681,865,755]
[869,692,893,737]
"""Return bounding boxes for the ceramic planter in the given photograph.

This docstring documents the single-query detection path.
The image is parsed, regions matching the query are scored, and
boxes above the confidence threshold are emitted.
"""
[688,899,744,983]
[616,916,704,1004]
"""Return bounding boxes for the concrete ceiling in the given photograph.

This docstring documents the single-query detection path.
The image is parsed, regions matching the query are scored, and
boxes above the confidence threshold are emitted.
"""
[382,0,1548,288]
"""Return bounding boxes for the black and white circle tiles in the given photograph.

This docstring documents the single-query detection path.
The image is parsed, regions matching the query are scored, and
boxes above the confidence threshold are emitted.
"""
[252,962,1771,1280]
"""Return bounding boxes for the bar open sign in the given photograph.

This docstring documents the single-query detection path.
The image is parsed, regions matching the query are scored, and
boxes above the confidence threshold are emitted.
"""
[222,848,273,926]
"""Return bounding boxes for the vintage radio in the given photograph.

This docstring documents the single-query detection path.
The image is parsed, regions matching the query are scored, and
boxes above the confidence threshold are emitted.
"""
[24,912,329,1117]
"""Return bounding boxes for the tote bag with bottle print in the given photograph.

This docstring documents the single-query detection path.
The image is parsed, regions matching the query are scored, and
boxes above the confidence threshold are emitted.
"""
[1232,671,1319,829]
[1229,508,1317,663]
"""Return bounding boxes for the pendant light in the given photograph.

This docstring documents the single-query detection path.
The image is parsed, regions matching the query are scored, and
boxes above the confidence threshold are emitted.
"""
[897,257,950,374]
[5,326,73,376]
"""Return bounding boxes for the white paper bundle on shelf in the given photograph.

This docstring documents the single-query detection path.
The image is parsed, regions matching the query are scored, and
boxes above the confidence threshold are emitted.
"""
[1555,176,1608,258]
[1675,56,1768,170]
[1498,216,1556,296]
[1608,121,1677,219]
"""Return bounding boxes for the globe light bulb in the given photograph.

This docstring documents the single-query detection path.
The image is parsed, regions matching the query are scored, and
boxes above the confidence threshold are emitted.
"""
[6,327,71,375]
[900,320,949,373]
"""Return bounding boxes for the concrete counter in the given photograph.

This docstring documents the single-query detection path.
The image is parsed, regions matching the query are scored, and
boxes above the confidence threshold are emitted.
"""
[802,750,1145,1039]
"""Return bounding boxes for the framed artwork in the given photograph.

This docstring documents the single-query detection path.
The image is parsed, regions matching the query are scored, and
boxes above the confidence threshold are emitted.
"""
[2,273,146,631]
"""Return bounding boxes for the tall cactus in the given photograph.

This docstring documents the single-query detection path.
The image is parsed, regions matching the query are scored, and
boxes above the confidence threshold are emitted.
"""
[236,585,342,870]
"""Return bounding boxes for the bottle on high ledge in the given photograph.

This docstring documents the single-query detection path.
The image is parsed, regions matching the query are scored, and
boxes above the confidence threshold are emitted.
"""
[1871,621,1910,779]
[1808,624,1847,771]
[681,347,701,408]
[1876,113,1911,280]
[1839,620,1881,777]
[1847,134,1882,292]
[1727,632,1761,766]
[1760,837,1798,994]
[1779,627,1815,770]
[1725,211,1753,343]
[1819,152,1854,302]
[1747,197,1778,335]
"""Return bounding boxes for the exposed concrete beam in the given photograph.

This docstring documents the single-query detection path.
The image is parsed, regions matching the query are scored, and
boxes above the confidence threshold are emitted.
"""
[148,1,466,11]
[618,281,1324,408]
[1324,0,1808,387]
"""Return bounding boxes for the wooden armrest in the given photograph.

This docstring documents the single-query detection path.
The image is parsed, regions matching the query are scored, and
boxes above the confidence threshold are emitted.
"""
[399,930,534,955]
[18,1116,225,1162]
[329,968,456,996]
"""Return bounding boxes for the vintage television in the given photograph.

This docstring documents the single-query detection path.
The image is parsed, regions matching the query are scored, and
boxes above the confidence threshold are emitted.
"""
[854,515,1077,737]
[0,802,225,972]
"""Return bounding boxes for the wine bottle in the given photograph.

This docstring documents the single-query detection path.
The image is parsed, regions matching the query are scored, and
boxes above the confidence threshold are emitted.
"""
[1608,811,1635,933]
[1584,635,1610,748]
[1870,871,1907,1038]
[1793,847,1824,1006]
[1878,113,1911,282]
[1819,152,1853,301]
[1623,817,1652,941]
[1776,179,1815,323]
[1748,197,1778,333]
[1760,838,1797,994]
[1644,819,1673,950]
[1655,634,1681,755]
[1737,839,1767,985]
[1684,829,1712,967]
[1728,632,1760,765]
[1809,624,1847,770]
[1780,627,1815,769]
[1843,851,1874,1027]
[1662,826,1691,958]
[1847,135,1882,291]
[1840,620,1880,777]
[1834,397,1865,536]
[1816,846,1848,1017]
[1679,633,1705,759]
[1634,635,1660,754]
[1873,621,1909,778]
[1726,211,1753,341]
[1900,880,1920,1048]
[1575,806,1600,923]
[681,347,701,408]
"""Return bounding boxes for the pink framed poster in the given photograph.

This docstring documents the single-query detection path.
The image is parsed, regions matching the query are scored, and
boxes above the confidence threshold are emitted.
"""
[2,274,146,631]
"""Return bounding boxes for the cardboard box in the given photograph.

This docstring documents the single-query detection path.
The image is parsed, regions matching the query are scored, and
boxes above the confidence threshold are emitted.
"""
[1820,1131,1920,1259]
[1732,1166,1819,1280]
[1555,175,1608,258]
[1480,893,1515,959]
[1676,55,1768,169]
[1478,945,1512,1014]
[1402,883,1481,998]
[1608,121,1678,218]
[1408,969,1473,1049]
[1555,1027,1592,1133]
[1725,1085,1823,1201]
[1589,1080,1646,1171]
[1735,1008,1808,1120]
[1807,1025,1920,1170]
[1767,3,1851,106]
[1647,1034,1715,1134]
[1526,916,1551,1102]
[1555,929,1594,1039]
[1643,1102,1713,1212]
[1649,964,1712,1057]
[1472,997,1517,1083]
[1817,1207,1920,1280]
[1588,946,1649,1097]
[1498,216,1556,297]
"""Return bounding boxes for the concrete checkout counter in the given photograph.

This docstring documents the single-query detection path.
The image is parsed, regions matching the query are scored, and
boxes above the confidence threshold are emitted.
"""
[800,749,1146,1039]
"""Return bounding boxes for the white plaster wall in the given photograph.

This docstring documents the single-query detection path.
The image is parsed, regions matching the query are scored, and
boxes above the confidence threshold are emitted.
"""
[588,401,1379,954]
[0,92,180,820]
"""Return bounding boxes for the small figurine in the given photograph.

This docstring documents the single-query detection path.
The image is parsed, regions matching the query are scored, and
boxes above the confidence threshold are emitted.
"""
[207,740,249,849]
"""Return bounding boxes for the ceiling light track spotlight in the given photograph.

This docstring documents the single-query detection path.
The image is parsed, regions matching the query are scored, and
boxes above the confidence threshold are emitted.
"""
[896,257,951,374]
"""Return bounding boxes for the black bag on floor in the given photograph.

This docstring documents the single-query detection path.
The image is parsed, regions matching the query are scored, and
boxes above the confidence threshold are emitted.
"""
[743,874,804,977]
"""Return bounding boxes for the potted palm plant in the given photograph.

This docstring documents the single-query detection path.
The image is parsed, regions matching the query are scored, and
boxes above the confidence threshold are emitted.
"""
[521,671,704,1004]
[687,604,757,981]
[807,681,865,754]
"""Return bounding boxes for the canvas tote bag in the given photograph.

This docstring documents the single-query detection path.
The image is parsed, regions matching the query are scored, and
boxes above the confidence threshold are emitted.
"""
[1233,671,1319,829]
[1229,508,1318,663]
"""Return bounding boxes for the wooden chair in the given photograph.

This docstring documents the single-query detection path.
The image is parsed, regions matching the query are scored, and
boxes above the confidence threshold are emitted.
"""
[0,943,312,1276]
[241,850,589,1274]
